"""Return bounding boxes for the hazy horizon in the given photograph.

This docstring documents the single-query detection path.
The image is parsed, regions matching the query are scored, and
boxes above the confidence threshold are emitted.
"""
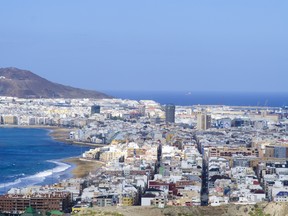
[1,1,287,93]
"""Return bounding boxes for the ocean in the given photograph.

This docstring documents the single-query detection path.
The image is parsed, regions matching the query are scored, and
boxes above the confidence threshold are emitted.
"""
[107,91,288,107]
[0,128,90,194]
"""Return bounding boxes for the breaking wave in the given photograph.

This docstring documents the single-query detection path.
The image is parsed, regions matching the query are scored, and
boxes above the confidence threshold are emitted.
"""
[0,160,70,193]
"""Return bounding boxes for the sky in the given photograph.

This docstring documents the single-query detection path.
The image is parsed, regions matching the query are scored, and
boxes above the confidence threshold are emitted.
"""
[0,1,287,93]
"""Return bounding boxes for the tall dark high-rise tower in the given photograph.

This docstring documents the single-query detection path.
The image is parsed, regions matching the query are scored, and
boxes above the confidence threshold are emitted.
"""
[165,104,175,123]
[91,105,101,115]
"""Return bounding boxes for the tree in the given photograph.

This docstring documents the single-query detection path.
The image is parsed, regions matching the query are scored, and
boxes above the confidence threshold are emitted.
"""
[249,207,270,216]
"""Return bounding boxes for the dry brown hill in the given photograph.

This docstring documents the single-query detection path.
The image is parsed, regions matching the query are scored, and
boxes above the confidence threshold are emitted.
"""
[0,67,111,99]
[73,203,288,216]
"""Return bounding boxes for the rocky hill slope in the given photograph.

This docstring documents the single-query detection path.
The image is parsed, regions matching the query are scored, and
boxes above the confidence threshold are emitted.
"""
[0,67,111,98]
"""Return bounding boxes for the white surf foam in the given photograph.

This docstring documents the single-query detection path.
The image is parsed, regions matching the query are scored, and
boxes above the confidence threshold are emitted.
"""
[0,160,71,192]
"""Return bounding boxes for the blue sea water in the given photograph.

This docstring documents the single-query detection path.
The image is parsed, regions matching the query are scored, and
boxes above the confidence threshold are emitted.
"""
[107,91,288,107]
[0,128,90,194]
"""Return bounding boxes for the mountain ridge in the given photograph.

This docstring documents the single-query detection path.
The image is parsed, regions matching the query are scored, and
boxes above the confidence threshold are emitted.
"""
[0,67,112,99]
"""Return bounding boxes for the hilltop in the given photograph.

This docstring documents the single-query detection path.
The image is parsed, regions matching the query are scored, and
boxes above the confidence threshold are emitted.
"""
[0,67,111,99]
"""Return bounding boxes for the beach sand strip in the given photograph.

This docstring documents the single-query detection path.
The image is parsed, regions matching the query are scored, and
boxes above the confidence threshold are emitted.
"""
[63,157,103,178]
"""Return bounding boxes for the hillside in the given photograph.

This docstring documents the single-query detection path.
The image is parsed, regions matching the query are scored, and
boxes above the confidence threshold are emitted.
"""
[0,67,111,99]
[73,203,288,216]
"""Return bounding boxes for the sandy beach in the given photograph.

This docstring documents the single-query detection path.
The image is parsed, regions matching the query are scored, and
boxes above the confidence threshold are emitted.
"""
[49,127,105,179]
[0,125,105,181]
[49,127,106,147]
[49,128,105,179]
[48,127,72,142]
[0,125,71,141]
[63,157,103,178]
[0,124,106,147]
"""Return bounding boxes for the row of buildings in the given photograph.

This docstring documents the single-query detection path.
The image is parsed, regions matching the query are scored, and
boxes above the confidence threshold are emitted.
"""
[1,96,288,214]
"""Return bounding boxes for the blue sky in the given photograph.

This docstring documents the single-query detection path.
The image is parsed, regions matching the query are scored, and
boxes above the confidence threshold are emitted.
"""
[0,1,287,93]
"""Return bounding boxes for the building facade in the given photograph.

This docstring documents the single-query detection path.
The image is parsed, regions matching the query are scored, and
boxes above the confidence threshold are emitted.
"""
[0,192,71,214]
[91,105,101,115]
[197,112,211,130]
[165,104,175,123]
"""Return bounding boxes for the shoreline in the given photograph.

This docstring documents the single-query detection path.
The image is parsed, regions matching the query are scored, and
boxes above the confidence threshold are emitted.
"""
[0,125,106,190]
[49,128,107,148]
[62,157,104,179]
[51,126,106,178]
[0,124,107,147]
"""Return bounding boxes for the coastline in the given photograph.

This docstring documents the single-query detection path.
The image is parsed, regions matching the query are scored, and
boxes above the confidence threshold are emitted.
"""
[0,125,106,190]
[47,127,106,179]
[50,130,107,148]
[62,157,104,178]
[51,127,106,179]
[0,124,106,147]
